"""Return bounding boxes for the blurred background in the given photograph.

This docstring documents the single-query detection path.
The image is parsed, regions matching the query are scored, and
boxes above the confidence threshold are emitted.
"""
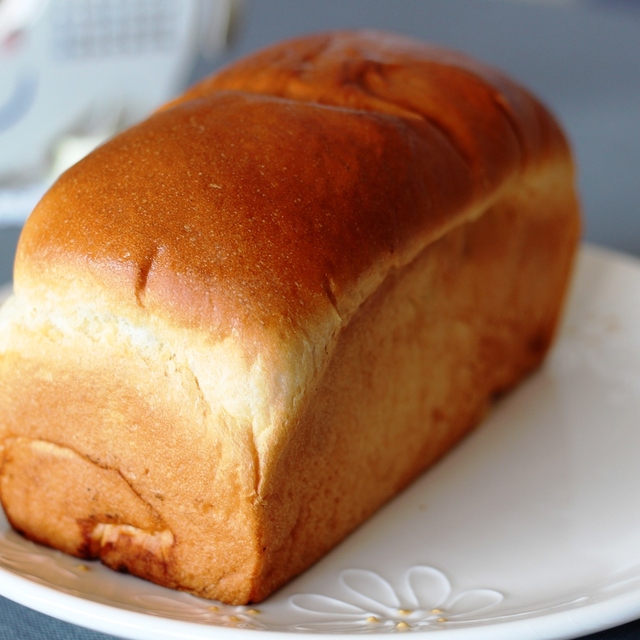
[0,0,638,279]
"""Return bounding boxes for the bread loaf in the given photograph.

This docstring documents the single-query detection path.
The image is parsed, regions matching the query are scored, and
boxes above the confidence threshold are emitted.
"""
[0,31,580,604]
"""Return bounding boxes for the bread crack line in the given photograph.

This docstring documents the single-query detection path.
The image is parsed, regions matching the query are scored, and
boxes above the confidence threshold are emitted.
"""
[0,437,175,574]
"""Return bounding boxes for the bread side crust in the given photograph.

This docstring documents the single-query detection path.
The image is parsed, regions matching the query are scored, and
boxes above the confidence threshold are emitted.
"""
[0,295,264,602]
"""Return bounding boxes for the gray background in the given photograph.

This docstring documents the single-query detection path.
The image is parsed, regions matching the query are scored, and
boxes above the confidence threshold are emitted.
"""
[1,1,639,638]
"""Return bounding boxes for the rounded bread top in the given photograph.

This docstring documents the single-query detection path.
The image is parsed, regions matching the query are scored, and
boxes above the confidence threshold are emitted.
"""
[14,30,572,345]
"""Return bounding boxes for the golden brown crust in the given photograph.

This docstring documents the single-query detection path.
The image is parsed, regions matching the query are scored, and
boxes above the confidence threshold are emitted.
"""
[14,31,571,340]
[0,30,580,604]
[176,30,568,177]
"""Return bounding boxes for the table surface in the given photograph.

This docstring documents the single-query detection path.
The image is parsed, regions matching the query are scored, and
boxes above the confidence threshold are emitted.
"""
[1,1,639,638]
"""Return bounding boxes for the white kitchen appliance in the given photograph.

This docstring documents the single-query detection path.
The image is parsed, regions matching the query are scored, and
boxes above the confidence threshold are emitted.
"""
[0,0,240,224]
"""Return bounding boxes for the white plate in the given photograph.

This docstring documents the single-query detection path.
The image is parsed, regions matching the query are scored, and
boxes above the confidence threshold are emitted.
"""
[2,245,640,640]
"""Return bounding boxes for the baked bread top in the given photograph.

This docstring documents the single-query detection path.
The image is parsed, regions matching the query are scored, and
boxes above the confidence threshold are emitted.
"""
[9,30,576,455]
[15,29,571,323]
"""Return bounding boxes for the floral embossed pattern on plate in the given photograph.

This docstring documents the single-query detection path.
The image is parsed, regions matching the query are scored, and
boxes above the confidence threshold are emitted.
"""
[289,566,504,632]
[4,246,640,640]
